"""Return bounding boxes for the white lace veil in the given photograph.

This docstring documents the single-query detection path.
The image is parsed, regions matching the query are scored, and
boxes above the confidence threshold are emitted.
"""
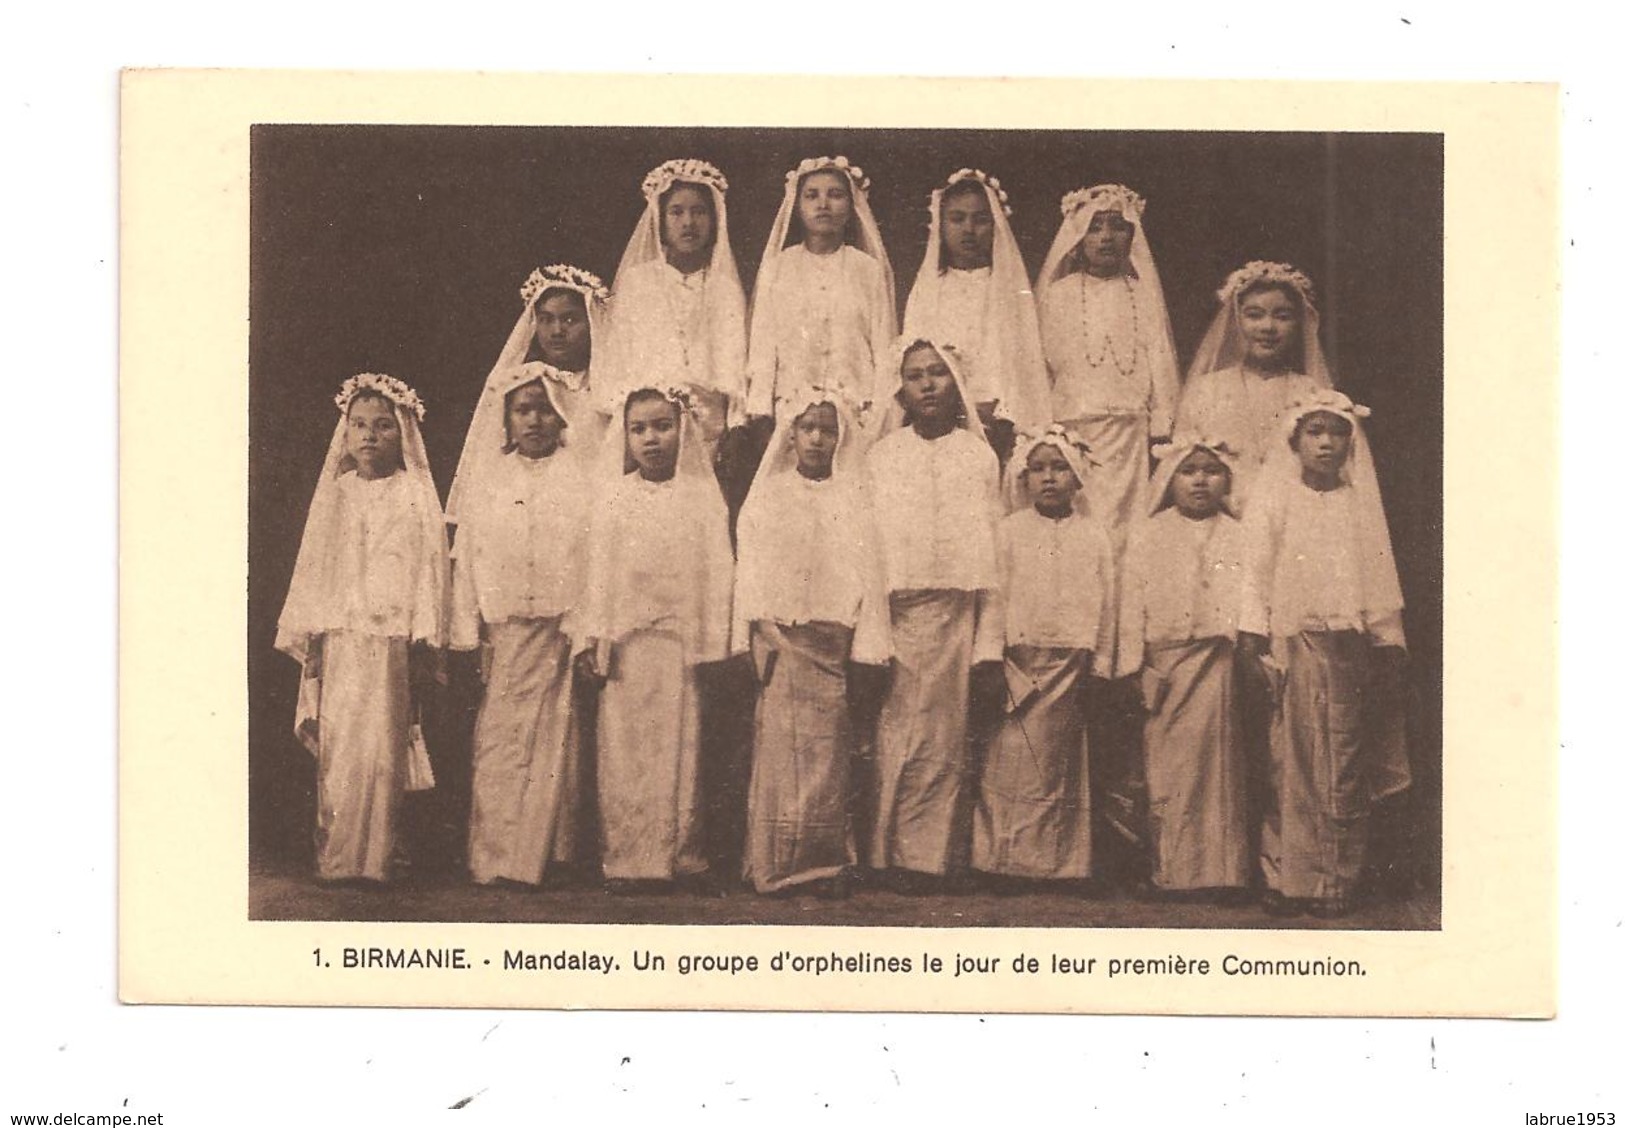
[275,374,449,665]
[601,159,748,402]
[871,335,991,448]
[1037,183,1178,385]
[1254,388,1403,620]
[753,155,897,322]
[1145,436,1242,518]
[1004,422,1097,513]
[1186,261,1334,387]
[903,169,1050,430]
[446,264,608,525]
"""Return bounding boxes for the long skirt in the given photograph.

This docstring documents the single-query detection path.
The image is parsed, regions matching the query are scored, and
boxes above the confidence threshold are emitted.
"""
[744,620,858,893]
[1262,630,1407,901]
[467,617,579,885]
[972,646,1092,878]
[1060,410,1149,678]
[870,590,975,875]
[313,630,409,882]
[596,629,707,880]
[1142,637,1249,890]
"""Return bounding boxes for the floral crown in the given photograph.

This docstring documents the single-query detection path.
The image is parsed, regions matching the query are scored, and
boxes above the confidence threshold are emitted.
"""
[936,168,1013,218]
[778,382,864,422]
[786,155,870,195]
[1287,388,1370,425]
[610,383,694,419]
[1020,422,1097,465]
[335,372,426,422]
[520,264,609,307]
[1218,260,1317,308]
[1150,436,1239,466]
[1061,183,1145,220]
[642,158,728,200]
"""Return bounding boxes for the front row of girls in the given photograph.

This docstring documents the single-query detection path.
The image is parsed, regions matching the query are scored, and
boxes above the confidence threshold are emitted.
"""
[277,331,1407,919]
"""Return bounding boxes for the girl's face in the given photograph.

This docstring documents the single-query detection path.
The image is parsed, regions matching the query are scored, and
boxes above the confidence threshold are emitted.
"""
[1238,285,1302,368]
[533,290,591,371]
[1080,209,1134,277]
[898,344,963,426]
[797,170,854,242]
[506,380,564,459]
[625,395,681,481]
[1291,411,1353,483]
[345,395,402,480]
[1168,447,1231,518]
[1024,442,1081,516]
[660,184,715,260]
[790,402,839,479]
[941,186,994,271]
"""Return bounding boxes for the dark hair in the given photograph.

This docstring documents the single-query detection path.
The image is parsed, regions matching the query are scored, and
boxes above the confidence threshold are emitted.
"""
[896,341,966,425]
[624,387,677,416]
[1060,209,1138,280]
[785,167,854,248]
[345,387,396,418]
[1237,279,1305,315]
[1288,410,1353,450]
[658,180,717,252]
[531,286,588,315]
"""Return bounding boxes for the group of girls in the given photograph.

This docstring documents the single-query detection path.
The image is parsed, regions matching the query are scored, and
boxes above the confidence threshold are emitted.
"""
[275,156,1409,919]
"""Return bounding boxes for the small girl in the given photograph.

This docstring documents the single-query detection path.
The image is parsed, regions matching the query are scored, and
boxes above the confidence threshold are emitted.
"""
[1119,438,1250,897]
[903,168,1051,446]
[744,155,897,425]
[972,425,1113,888]
[600,159,748,460]
[1239,390,1409,918]
[734,387,890,897]
[1178,261,1333,509]
[446,264,609,526]
[864,336,1004,891]
[576,386,735,892]
[447,363,592,887]
[274,374,449,883]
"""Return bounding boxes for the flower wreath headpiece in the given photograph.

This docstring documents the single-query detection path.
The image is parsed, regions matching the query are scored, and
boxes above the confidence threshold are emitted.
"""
[786,155,871,195]
[1217,260,1317,309]
[936,168,1013,218]
[641,158,728,200]
[519,263,610,307]
[1022,421,1100,467]
[334,372,426,422]
[1286,388,1370,424]
[607,383,695,420]
[1060,183,1145,220]
[1150,436,1239,465]
[780,381,866,421]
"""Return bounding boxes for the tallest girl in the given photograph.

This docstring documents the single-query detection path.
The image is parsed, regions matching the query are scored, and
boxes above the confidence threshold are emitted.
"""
[745,155,896,428]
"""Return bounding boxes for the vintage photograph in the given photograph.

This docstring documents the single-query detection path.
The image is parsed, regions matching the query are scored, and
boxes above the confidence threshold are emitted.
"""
[246,124,1443,933]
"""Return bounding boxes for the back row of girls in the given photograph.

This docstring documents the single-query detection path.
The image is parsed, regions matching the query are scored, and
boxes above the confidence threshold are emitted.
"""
[275,155,1408,919]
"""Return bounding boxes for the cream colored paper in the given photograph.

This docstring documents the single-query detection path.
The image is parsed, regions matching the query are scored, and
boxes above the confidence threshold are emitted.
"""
[119,72,1557,1015]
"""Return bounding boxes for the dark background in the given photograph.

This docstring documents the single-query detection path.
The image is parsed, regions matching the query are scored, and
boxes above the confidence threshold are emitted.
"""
[249,126,1443,902]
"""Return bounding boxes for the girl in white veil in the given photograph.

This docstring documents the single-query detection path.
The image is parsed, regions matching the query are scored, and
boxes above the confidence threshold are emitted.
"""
[275,373,449,882]
[1035,183,1181,677]
[599,159,748,458]
[744,156,897,425]
[972,424,1113,889]
[903,168,1050,442]
[575,386,735,892]
[734,385,889,897]
[1177,261,1333,510]
[445,263,609,526]
[446,364,592,887]
[1238,389,1408,917]
[1119,436,1251,897]
[864,336,1003,891]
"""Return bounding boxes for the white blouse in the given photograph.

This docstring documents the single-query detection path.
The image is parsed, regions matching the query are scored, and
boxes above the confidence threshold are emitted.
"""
[603,258,746,404]
[1123,509,1245,654]
[746,244,894,418]
[865,426,1001,595]
[449,450,591,649]
[990,506,1113,651]
[1240,479,1406,647]
[1040,272,1179,434]
[325,470,440,641]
